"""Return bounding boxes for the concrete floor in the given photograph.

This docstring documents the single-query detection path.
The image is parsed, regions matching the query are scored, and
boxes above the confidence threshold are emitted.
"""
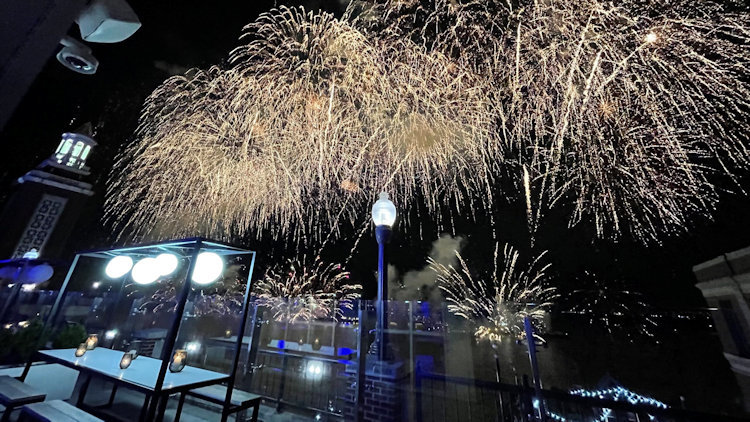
[1,376,337,422]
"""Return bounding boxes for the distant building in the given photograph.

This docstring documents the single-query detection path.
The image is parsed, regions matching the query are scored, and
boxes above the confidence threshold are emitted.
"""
[694,246,750,411]
[0,126,96,259]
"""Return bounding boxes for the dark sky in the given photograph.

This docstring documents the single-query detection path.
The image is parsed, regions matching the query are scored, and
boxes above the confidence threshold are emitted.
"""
[1,0,749,308]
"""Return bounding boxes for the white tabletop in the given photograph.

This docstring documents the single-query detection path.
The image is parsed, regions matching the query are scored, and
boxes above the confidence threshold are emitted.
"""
[39,348,228,392]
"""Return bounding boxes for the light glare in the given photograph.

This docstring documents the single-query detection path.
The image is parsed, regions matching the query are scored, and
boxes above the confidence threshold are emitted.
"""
[132,257,159,285]
[191,252,223,285]
[105,256,133,278]
[155,253,179,276]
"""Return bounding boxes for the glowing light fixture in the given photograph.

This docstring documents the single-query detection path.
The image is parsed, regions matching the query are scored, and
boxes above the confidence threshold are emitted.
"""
[131,257,159,285]
[75,343,87,357]
[155,253,178,276]
[191,252,223,285]
[169,349,187,373]
[186,341,201,353]
[645,31,658,44]
[85,334,98,350]
[105,329,118,340]
[105,256,133,278]
[120,352,133,369]
[371,192,397,227]
[307,361,323,376]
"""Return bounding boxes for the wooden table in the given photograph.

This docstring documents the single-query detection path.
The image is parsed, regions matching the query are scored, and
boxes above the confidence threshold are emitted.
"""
[29,348,229,422]
[0,375,46,422]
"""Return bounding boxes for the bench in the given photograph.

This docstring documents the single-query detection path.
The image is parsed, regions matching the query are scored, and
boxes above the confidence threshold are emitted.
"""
[0,376,46,422]
[175,385,261,422]
[18,400,103,422]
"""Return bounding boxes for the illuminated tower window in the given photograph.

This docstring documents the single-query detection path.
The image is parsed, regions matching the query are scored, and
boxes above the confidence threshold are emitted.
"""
[53,132,96,170]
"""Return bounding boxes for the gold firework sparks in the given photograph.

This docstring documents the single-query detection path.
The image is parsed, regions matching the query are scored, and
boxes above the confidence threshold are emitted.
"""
[105,6,496,245]
[253,256,361,322]
[430,243,557,342]
[357,0,750,243]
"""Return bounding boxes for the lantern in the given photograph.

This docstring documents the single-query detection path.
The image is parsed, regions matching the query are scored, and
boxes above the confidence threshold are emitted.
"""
[169,349,187,373]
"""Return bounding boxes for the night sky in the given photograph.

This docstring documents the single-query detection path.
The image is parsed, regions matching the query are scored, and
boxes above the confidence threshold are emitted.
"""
[2,0,749,305]
[1,0,750,413]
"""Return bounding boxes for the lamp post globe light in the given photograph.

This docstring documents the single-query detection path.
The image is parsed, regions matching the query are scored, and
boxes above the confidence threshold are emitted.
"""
[371,192,396,361]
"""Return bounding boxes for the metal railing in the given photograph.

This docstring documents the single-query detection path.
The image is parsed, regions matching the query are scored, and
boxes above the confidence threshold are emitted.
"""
[415,372,750,422]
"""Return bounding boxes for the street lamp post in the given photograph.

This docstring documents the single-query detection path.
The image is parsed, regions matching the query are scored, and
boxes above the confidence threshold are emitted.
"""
[371,192,396,361]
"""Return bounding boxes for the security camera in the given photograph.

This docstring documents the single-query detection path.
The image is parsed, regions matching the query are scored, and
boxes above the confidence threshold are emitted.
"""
[76,0,141,43]
[56,36,99,75]
[53,0,139,75]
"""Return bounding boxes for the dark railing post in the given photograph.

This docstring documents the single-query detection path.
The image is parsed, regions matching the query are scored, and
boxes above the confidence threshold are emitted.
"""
[221,251,256,422]
[524,316,546,420]
[354,300,368,422]
[415,366,423,422]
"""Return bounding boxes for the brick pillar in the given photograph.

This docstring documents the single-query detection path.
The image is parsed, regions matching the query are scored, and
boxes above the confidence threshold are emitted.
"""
[345,358,408,421]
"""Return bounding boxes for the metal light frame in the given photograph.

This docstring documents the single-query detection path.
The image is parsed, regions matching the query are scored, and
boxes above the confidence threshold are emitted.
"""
[21,237,256,422]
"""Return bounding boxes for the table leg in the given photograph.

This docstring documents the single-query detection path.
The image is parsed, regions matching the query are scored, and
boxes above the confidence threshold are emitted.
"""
[1,405,14,422]
[155,394,169,422]
[76,374,92,407]
[174,392,186,422]
[145,393,159,422]
[138,394,151,422]
[251,401,260,422]
[19,358,33,382]
[106,384,119,407]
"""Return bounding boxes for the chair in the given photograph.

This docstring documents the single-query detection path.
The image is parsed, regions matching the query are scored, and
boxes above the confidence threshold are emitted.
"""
[175,384,261,422]
[0,376,46,422]
[19,399,103,422]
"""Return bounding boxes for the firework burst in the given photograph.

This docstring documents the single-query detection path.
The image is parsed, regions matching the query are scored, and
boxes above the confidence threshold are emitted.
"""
[431,243,557,342]
[354,0,750,243]
[105,6,496,245]
[253,256,361,322]
[564,272,657,340]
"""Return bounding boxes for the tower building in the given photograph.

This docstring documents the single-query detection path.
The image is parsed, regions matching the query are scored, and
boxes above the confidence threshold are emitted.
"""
[0,127,96,259]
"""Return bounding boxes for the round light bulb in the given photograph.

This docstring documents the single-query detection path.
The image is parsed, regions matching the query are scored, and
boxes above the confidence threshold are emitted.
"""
[132,257,160,285]
[371,192,397,227]
[105,256,133,278]
[191,252,223,285]
[155,253,179,276]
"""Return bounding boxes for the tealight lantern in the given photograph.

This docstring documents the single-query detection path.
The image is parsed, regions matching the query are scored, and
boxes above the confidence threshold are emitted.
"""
[120,352,133,369]
[169,349,187,373]
[85,334,98,350]
[75,343,87,357]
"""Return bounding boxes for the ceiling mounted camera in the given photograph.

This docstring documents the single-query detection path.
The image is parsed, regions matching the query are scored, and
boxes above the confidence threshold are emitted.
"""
[55,0,140,75]
[56,36,99,75]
